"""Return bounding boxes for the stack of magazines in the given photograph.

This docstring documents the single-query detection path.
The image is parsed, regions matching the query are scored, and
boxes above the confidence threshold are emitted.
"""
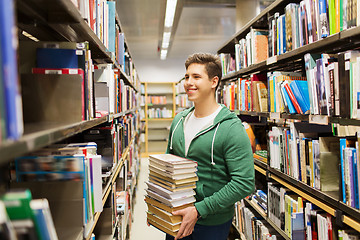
[145,154,198,237]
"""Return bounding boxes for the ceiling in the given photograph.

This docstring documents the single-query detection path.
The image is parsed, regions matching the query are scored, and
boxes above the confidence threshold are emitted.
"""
[115,0,273,82]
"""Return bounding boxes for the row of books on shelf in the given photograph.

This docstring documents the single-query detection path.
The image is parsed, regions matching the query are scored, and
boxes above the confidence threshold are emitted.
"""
[0,189,58,240]
[176,95,193,109]
[220,49,360,119]
[73,0,141,88]
[145,154,198,237]
[221,0,360,75]
[147,108,173,119]
[4,115,137,239]
[175,80,186,95]
[235,200,281,240]
[267,182,360,240]
[268,121,360,210]
[94,64,138,117]
[0,39,140,144]
[146,96,168,105]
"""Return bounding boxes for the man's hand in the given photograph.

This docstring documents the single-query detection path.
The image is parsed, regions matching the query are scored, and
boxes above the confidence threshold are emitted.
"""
[173,206,198,240]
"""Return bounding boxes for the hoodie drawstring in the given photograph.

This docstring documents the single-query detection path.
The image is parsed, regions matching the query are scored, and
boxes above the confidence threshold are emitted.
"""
[170,117,183,150]
[211,123,220,165]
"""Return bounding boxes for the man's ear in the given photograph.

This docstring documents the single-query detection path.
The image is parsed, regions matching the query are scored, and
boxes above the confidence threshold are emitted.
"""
[211,76,219,89]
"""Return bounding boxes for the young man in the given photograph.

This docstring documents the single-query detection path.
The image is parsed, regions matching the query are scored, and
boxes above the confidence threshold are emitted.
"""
[165,53,255,240]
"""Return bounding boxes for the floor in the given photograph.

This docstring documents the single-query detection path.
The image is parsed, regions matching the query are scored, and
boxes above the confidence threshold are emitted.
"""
[129,157,166,240]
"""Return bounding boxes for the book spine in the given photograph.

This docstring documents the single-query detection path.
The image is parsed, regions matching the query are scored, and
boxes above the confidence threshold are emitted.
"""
[284,82,303,114]
[0,0,23,140]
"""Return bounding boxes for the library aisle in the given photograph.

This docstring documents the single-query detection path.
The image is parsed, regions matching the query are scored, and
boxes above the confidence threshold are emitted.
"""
[130,158,165,240]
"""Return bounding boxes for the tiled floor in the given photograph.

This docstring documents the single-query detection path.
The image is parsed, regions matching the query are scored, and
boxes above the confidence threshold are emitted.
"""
[129,158,166,240]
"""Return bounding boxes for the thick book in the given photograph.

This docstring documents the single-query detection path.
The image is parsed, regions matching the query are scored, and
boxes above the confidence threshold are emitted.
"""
[149,170,198,186]
[147,213,180,237]
[146,203,182,224]
[149,154,197,168]
[146,181,195,200]
[149,159,197,175]
[144,196,193,213]
[145,188,196,208]
[149,165,197,180]
[149,176,196,192]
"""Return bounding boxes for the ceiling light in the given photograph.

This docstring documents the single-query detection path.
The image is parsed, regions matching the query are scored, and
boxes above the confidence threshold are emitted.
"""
[22,30,39,42]
[164,0,178,28]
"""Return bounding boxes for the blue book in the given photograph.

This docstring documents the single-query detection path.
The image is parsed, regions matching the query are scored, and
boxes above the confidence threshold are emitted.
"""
[118,32,125,66]
[290,80,310,114]
[281,14,286,54]
[340,138,347,203]
[352,148,359,209]
[107,1,116,53]
[318,0,329,38]
[280,82,296,114]
[0,0,23,140]
[292,212,305,240]
[36,48,79,69]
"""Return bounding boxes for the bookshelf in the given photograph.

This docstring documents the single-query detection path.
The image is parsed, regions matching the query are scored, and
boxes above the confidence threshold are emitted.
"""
[0,0,141,239]
[142,82,176,157]
[175,78,193,115]
[217,0,360,239]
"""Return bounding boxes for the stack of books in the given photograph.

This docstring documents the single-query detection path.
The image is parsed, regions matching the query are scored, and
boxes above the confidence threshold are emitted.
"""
[145,154,198,237]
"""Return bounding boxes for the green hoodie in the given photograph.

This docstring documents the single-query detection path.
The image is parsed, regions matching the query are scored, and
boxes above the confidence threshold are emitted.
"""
[166,105,255,225]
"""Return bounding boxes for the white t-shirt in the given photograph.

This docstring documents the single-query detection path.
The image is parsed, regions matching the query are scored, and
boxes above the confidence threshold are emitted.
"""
[184,105,222,156]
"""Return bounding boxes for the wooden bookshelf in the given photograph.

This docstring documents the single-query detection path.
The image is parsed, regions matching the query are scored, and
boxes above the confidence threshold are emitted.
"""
[216,0,360,238]
[0,1,142,239]
[142,82,176,155]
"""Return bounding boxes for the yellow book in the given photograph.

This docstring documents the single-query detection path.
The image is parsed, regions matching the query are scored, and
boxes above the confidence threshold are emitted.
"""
[147,203,182,224]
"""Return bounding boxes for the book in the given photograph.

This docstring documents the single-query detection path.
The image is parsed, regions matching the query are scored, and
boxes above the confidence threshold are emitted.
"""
[289,80,310,114]
[0,0,23,140]
[144,196,193,214]
[32,68,85,120]
[0,201,17,239]
[146,203,182,224]
[21,73,83,124]
[147,213,180,237]
[319,137,340,197]
[146,181,195,200]
[149,176,196,192]
[30,198,58,240]
[149,165,197,180]
[149,170,198,186]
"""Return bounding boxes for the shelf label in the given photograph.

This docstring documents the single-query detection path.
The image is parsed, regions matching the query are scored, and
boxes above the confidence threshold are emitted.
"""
[270,112,280,120]
[267,56,278,65]
[309,115,329,125]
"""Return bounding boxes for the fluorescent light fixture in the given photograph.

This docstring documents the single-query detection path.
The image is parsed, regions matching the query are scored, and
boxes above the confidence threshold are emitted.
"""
[160,49,168,60]
[22,30,39,42]
[164,0,178,28]
[161,31,171,49]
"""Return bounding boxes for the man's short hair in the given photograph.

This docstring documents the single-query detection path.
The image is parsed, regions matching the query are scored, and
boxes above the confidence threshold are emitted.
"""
[185,53,222,89]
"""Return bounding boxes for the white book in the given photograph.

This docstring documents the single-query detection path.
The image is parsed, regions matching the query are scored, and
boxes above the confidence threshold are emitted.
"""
[145,189,195,208]
[146,181,195,200]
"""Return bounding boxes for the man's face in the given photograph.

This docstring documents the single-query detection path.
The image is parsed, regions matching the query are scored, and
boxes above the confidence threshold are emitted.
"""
[184,63,218,103]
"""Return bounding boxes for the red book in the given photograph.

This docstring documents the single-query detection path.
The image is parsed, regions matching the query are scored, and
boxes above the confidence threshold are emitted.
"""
[32,68,85,120]
[283,80,303,114]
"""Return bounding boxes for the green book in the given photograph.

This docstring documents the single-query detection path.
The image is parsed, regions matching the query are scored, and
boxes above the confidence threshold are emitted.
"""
[2,189,44,240]
[329,0,336,35]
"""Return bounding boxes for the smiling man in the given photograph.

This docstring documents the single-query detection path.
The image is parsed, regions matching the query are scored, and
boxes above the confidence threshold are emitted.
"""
[165,53,255,240]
